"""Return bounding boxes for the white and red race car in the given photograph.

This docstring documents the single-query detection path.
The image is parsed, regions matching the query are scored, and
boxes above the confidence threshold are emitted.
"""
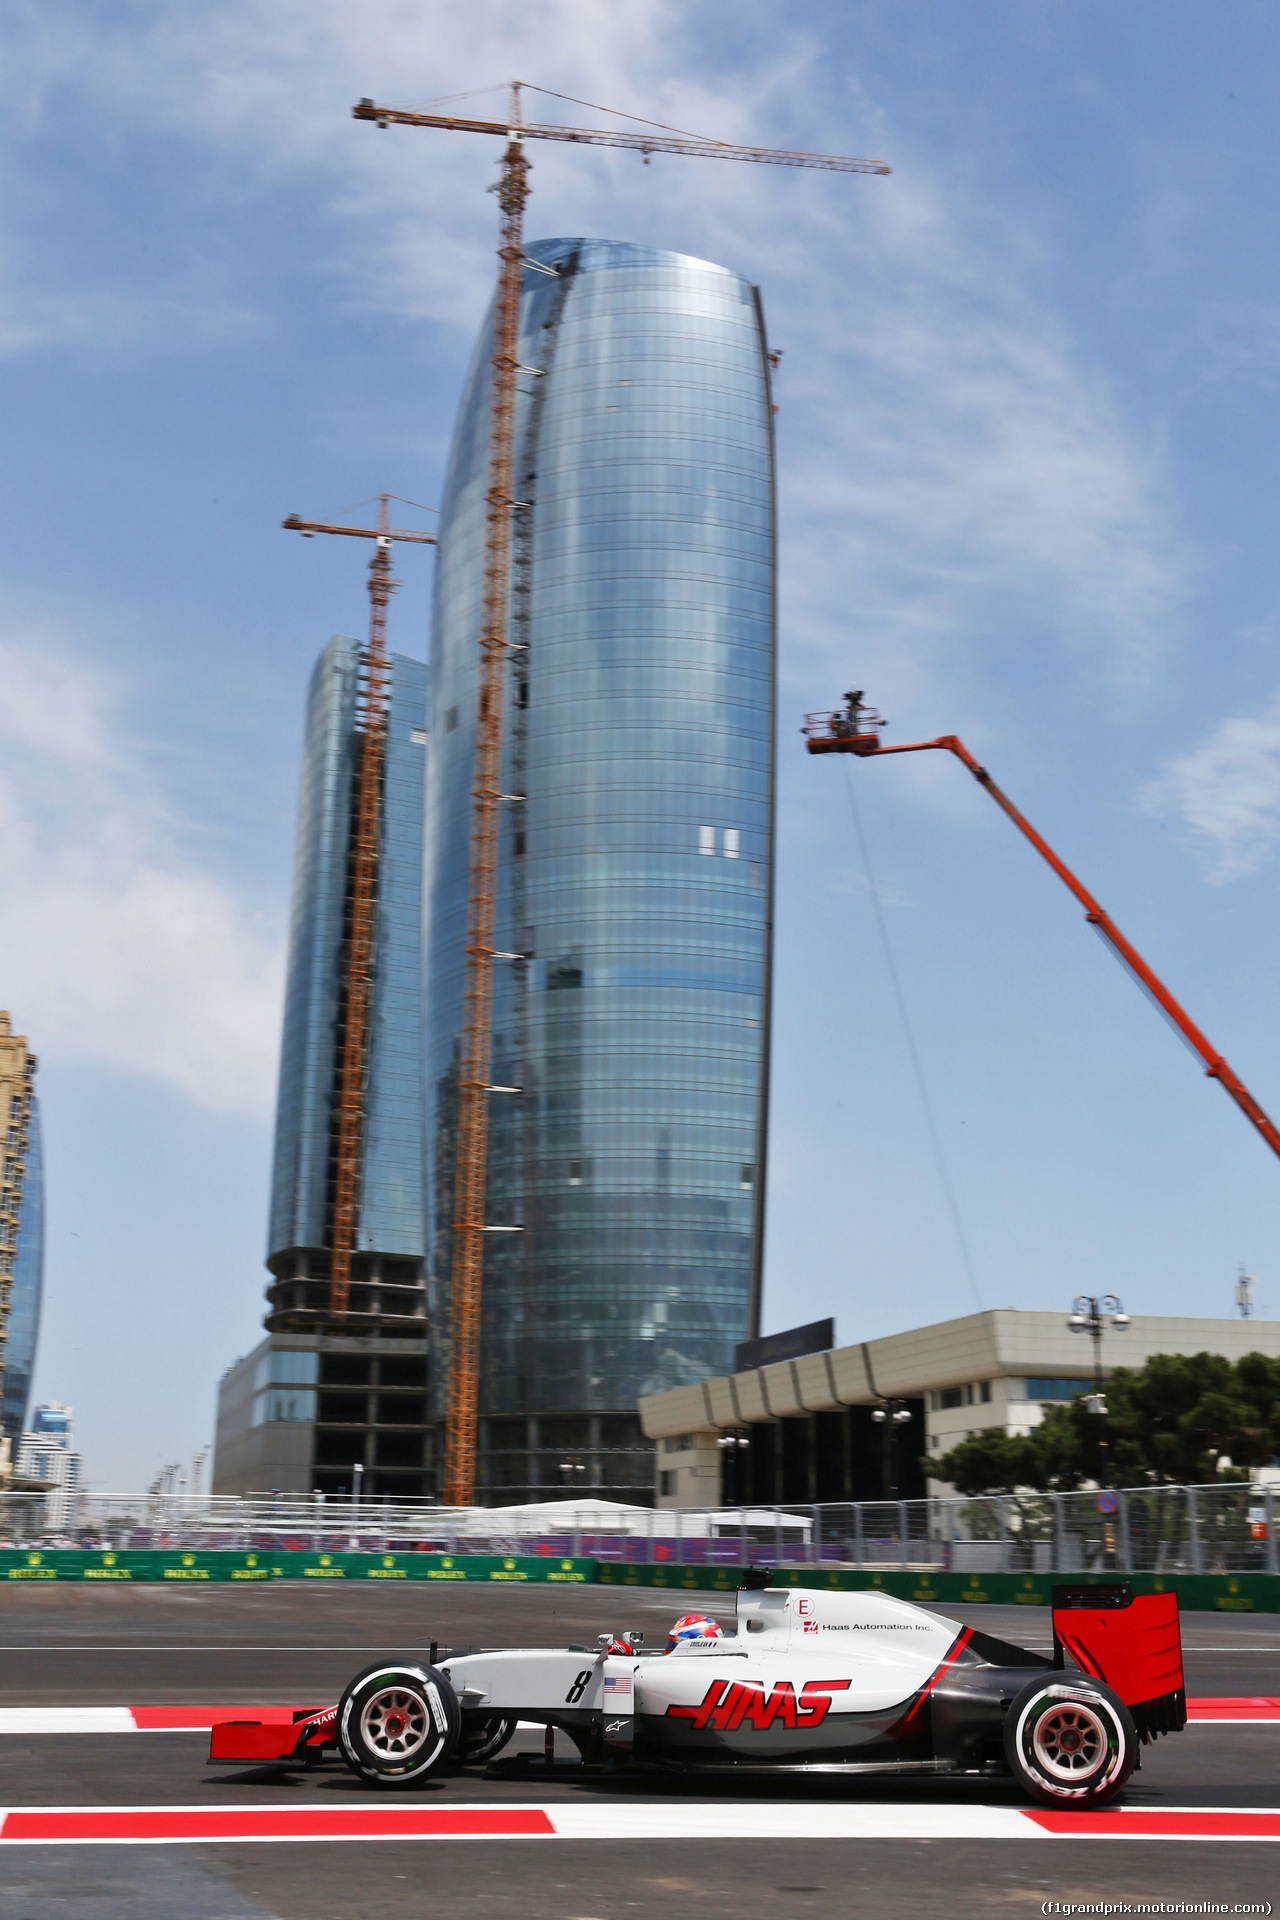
[208,1576,1186,1809]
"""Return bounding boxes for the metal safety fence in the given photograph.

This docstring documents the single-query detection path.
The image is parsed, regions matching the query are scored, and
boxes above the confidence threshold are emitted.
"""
[0,1481,1274,1575]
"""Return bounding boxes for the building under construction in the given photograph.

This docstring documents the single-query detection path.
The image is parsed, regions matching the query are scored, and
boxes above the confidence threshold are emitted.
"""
[213,636,429,1497]
[423,239,777,1503]
[0,1011,42,1444]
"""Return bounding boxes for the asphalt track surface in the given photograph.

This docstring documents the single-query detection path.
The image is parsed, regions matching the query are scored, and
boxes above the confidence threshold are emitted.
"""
[0,1585,1277,1919]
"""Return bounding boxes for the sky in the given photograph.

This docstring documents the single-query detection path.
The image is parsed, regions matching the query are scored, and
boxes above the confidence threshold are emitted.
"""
[4,0,1280,1488]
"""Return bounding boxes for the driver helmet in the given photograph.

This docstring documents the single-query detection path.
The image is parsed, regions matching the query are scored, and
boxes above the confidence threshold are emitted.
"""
[665,1613,723,1653]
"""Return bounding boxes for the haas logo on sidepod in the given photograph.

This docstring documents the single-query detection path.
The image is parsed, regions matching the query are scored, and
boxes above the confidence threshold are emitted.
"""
[666,1678,850,1732]
[794,1595,819,1635]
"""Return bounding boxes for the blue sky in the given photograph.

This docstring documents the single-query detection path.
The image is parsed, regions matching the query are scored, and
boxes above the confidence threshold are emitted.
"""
[4,0,1280,1487]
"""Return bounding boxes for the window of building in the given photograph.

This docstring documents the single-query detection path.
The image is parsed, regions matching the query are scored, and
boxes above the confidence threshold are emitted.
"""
[723,827,740,858]
[513,831,525,856]
[979,1381,991,1403]
[659,1470,675,1496]
[273,1350,319,1385]
[410,727,427,745]
[567,1159,582,1184]
[664,1433,695,1454]
[314,1430,361,1467]
[377,1394,426,1424]
[698,824,715,855]
[321,1355,371,1386]
[375,1431,422,1467]
[1024,1377,1096,1401]
[378,1356,426,1388]
[254,1389,317,1425]
[318,1392,367,1424]
[446,706,459,731]
[938,1386,964,1410]
[740,1164,754,1189]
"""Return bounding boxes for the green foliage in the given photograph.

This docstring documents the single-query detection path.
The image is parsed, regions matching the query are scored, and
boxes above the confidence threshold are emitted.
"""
[927,1350,1280,1494]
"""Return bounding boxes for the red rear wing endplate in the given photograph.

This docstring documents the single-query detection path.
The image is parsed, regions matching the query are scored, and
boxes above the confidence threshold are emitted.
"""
[1051,1583,1186,1742]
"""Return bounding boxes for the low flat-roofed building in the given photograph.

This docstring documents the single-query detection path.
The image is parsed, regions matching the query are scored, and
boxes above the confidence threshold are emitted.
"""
[638,1309,1280,1508]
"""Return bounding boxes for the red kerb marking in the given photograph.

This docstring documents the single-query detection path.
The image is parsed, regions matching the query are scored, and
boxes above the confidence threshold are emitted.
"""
[1027,1810,1280,1839]
[0,1807,554,1843]
[1188,1698,1280,1721]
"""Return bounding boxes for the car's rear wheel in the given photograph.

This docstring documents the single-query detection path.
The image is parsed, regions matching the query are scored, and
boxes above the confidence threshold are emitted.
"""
[459,1714,517,1765]
[336,1663,460,1788]
[1004,1677,1136,1808]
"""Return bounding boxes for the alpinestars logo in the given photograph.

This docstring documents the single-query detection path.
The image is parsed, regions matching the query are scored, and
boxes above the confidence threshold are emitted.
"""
[666,1678,851,1732]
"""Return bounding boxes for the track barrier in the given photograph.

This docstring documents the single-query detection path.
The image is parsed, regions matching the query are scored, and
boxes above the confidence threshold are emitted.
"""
[0,1550,597,1583]
[4,1549,1280,1607]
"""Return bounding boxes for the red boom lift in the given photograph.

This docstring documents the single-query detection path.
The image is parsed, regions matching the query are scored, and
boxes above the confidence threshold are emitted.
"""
[805,692,1280,1165]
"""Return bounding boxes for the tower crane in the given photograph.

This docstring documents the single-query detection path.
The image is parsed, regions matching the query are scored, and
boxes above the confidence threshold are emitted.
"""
[284,496,437,1319]
[355,82,891,1506]
[805,693,1280,1166]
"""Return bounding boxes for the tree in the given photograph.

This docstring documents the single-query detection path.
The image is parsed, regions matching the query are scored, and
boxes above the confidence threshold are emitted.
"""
[928,1351,1280,1494]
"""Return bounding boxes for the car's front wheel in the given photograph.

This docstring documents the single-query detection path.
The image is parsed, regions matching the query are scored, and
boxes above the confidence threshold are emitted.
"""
[336,1663,460,1788]
[1003,1677,1136,1808]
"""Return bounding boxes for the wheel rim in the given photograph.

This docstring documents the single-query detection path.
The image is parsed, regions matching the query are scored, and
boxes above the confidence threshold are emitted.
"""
[1031,1700,1107,1780]
[359,1686,431,1762]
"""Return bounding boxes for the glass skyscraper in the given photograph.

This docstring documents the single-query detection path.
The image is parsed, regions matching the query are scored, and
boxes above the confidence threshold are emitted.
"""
[425,239,776,1502]
[214,635,430,1499]
[1,1094,43,1442]
[0,1013,42,1446]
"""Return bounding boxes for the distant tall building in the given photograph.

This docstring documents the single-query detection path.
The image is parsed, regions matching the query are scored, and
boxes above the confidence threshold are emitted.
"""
[17,1401,80,1528]
[213,636,429,1497]
[0,1013,43,1441]
[425,241,776,1503]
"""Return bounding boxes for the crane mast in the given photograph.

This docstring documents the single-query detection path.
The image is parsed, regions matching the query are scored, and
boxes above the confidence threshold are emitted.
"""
[284,499,436,1320]
[357,83,890,1507]
[805,696,1280,1168]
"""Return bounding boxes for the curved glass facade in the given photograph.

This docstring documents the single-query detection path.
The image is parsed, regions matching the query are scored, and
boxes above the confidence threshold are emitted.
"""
[1,1092,42,1442]
[425,239,776,1461]
[268,636,427,1265]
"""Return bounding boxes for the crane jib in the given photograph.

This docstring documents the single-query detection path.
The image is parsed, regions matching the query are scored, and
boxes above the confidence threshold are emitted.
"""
[351,103,891,174]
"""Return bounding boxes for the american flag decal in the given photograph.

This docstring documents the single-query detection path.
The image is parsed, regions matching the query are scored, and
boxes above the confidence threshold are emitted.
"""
[604,1675,631,1693]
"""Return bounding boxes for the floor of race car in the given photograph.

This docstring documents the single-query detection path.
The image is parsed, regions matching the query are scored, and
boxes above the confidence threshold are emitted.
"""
[0,1584,1277,1919]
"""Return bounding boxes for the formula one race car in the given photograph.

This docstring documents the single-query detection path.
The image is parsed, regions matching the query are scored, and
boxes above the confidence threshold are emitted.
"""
[208,1576,1186,1809]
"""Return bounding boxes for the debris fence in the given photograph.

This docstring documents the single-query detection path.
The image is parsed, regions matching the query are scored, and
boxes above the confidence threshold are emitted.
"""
[0,1482,1274,1575]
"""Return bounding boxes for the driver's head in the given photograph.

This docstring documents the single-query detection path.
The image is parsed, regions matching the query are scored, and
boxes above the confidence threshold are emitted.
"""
[665,1613,723,1653]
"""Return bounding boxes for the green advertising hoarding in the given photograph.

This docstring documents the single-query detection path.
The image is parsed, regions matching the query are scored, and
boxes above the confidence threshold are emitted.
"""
[0,1549,597,1583]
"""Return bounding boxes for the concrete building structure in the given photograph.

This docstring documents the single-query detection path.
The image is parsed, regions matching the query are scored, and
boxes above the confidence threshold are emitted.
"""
[17,1401,81,1528]
[639,1309,1280,1507]
[426,240,777,1503]
[213,637,429,1498]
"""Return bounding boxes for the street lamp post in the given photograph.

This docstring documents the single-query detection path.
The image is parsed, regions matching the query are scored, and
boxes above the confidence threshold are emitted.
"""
[1067,1294,1130,1489]
[870,1400,913,1499]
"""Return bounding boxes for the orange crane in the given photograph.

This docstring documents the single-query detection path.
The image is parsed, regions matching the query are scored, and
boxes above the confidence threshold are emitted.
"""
[355,82,891,1506]
[805,693,1280,1164]
[284,497,437,1318]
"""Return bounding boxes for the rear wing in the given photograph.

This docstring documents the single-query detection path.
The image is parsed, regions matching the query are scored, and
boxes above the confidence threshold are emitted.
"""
[1051,1583,1186,1742]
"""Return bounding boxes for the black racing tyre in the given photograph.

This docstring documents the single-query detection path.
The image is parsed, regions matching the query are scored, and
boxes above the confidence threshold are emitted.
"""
[1003,1676,1137,1808]
[336,1662,461,1788]
[458,1714,517,1766]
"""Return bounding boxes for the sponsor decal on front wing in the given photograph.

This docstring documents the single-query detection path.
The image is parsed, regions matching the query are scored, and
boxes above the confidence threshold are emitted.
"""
[665,1678,850,1733]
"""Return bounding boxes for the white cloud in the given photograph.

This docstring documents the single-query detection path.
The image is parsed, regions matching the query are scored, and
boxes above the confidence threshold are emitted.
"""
[2,0,1186,703]
[0,629,283,1114]
[1141,695,1280,882]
